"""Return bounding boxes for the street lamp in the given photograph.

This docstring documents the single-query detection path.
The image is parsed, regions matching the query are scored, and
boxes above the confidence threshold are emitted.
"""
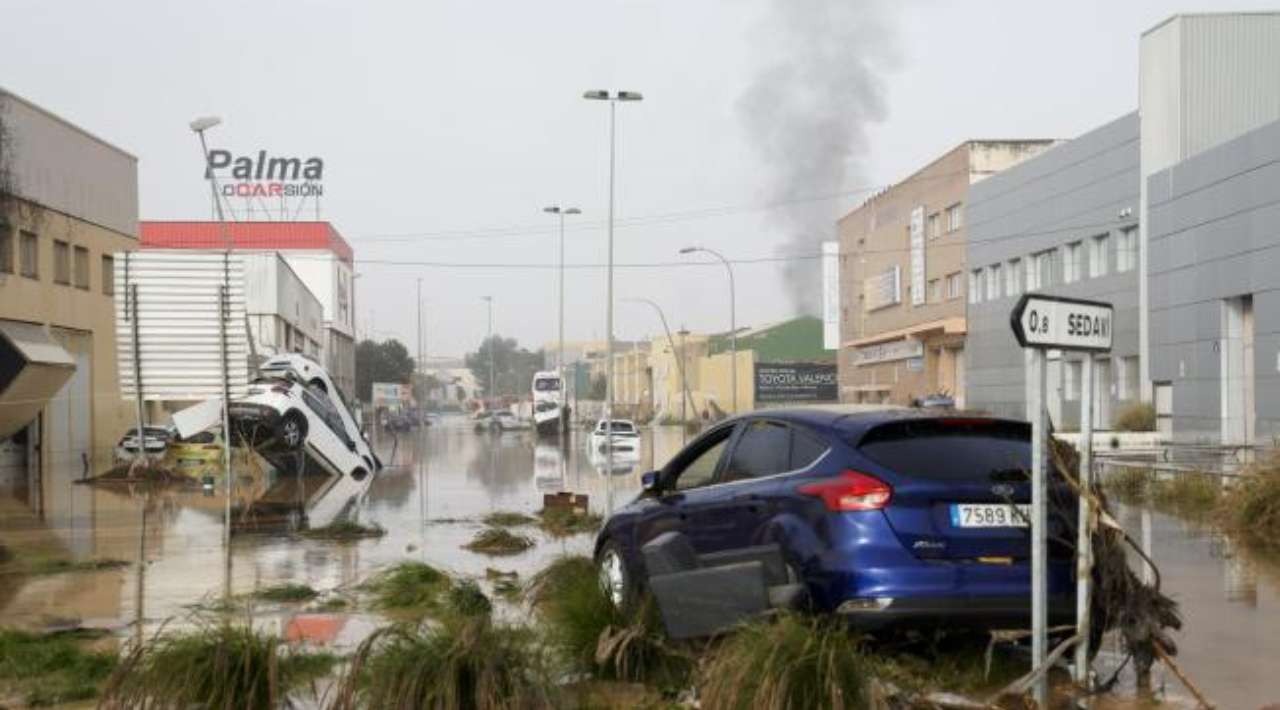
[543,206,582,417]
[680,246,737,413]
[482,296,494,405]
[190,115,235,560]
[625,298,694,444]
[583,89,643,485]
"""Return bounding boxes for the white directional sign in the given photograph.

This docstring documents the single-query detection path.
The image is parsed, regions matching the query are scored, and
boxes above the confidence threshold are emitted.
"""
[1010,294,1113,352]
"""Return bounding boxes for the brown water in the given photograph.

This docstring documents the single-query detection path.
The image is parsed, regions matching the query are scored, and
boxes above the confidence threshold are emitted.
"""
[1,419,1278,707]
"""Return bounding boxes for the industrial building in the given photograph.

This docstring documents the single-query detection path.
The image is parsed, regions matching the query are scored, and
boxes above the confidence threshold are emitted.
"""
[0,87,138,503]
[836,140,1056,408]
[139,221,357,397]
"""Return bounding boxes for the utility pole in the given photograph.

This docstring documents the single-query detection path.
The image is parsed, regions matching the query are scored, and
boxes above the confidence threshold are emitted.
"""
[483,296,494,405]
[416,278,423,426]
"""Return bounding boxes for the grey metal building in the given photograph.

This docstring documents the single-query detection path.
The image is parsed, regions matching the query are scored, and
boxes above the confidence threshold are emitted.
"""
[966,113,1141,429]
[1148,116,1280,445]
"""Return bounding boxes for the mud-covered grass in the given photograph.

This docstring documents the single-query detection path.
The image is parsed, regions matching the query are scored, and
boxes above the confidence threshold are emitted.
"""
[537,506,604,537]
[487,568,522,602]
[364,561,451,612]
[101,621,336,709]
[0,628,116,707]
[300,519,387,541]
[330,617,554,709]
[1103,467,1223,518]
[252,583,319,603]
[483,510,537,527]
[463,527,536,555]
[1220,455,1280,553]
[1102,466,1152,503]
[2,556,131,576]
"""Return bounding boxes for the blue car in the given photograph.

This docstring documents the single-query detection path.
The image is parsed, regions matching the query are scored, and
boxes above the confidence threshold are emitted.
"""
[594,406,1077,628]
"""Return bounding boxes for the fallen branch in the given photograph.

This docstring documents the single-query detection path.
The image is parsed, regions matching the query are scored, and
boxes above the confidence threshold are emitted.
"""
[1155,641,1216,710]
[987,633,1080,704]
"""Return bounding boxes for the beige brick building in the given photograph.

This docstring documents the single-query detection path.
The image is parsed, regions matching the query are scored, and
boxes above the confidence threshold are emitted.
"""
[837,141,1055,407]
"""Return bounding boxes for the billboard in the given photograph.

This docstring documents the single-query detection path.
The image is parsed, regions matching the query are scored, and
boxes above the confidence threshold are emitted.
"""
[371,382,412,409]
[754,363,838,404]
[909,205,926,306]
[821,242,840,350]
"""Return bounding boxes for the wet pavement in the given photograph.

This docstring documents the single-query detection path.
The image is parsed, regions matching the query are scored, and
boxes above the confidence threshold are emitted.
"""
[1,417,1278,706]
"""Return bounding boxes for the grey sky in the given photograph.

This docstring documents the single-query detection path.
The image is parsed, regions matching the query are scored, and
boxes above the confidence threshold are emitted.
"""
[4,0,1275,358]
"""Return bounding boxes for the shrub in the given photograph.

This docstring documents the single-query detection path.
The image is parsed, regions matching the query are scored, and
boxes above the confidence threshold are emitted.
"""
[538,506,603,537]
[699,614,872,710]
[1219,455,1280,552]
[300,519,386,540]
[365,561,451,611]
[463,527,535,555]
[1113,402,1156,432]
[1103,466,1150,503]
[100,622,336,709]
[1151,472,1222,517]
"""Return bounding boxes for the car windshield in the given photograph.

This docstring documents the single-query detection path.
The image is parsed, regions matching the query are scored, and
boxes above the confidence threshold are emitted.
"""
[599,421,634,433]
[534,378,560,391]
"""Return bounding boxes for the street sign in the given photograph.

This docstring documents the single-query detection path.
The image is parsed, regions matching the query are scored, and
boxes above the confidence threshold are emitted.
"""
[1010,294,1114,351]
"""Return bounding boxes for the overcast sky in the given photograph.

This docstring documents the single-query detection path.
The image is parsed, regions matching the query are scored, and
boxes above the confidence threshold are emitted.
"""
[4,1,1275,359]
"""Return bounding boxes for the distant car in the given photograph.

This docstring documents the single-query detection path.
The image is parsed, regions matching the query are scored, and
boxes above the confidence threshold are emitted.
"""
[594,408,1077,629]
[115,426,174,462]
[228,378,377,481]
[590,419,640,453]
[916,394,956,410]
[489,411,531,432]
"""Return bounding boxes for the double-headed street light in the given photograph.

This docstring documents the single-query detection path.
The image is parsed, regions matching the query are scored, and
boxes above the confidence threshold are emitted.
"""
[583,90,643,483]
[543,206,582,407]
[624,298,694,444]
[680,246,737,413]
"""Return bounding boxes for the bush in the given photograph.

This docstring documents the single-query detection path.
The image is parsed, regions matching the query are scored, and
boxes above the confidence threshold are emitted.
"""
[365,561,451,611]
[100,622,336,709]
[0,628,116,706]
[330,619,553,709]
[463,527,535,555]
[1113,402,1156,432]
[699,614,872,709]
[1220,455,1280,552]
[300,519,386,540]
[538,506,604,537]
[1103,466,1151,503]
[1151,472,1222,517]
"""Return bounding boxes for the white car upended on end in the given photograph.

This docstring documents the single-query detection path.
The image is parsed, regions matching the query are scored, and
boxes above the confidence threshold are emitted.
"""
[227,377,377,481]
[254,353,379,470]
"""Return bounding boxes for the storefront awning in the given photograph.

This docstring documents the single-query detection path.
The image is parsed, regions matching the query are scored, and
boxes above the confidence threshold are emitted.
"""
[0,320,75,440]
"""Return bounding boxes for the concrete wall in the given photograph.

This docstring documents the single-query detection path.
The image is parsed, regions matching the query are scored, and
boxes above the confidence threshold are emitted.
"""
[1148,115,1280,443]
[967,113,1142,427]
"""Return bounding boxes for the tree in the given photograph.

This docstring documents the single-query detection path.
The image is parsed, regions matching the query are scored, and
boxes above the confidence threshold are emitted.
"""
[465,335,544,398]
[354,338,415,402]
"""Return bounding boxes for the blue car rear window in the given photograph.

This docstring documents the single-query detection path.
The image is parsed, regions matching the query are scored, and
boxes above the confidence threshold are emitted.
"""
[855,419,1030,482]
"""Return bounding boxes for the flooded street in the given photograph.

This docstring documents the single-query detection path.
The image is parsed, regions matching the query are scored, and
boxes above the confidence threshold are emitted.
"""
[2,420,1279,706]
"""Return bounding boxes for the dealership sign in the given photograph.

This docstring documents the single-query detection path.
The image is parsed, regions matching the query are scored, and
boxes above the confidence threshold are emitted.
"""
[851,338,923,366]
[754,363,838,403]
[206,149,324,198]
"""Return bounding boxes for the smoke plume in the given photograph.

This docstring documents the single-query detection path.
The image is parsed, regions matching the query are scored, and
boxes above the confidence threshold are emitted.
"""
[738,0,901,314]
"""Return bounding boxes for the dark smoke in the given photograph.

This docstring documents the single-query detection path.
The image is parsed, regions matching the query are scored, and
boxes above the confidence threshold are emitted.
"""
[738,0,900,314]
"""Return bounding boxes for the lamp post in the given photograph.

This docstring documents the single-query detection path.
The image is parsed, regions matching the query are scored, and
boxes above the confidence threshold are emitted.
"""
[190,116,236,557]
[680,246,736,413]
[416,278,424,427]
[482,296,494,405]
[543,205,581,435]
[583,90,642,488]
[624,298,693,445]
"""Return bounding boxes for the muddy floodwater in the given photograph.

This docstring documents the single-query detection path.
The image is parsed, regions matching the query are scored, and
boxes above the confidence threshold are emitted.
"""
[2,417,1279,707]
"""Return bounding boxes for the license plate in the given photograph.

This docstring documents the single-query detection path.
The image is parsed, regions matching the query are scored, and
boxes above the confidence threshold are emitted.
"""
[950,503,1030,528]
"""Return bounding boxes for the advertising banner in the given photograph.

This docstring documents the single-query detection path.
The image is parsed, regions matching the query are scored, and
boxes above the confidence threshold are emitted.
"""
[754,363,838,403]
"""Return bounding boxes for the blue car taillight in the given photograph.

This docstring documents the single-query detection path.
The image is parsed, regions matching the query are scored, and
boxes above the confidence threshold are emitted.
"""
[797,470,893,512]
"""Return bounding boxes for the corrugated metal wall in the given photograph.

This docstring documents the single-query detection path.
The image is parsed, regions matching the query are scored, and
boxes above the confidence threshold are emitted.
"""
[114,250,250,401]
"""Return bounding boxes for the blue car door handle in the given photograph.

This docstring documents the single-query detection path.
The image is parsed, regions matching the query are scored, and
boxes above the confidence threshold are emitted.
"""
[737,493,764,515]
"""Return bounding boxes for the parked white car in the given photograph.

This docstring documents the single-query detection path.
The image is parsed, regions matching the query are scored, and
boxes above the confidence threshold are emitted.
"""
[228,378,377,481]
[114,425,175,462]
[589,419,640,453]
[254,354,379,470]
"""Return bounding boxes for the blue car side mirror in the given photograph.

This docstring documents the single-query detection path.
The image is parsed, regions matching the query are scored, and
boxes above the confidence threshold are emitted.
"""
[641,470,660,492]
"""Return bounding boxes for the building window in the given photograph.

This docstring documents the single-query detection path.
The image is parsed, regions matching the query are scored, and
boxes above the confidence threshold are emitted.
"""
[1030,249,1056,290]
[946,272,962,300]
[928,278,941,303]
[1119,356,1140,399]
[946,203,963,232]
[53,240,71,285]
[19,231,38,279]
[1024,256,1037,292]
[987,263,1002,300]
[1062,241,1082,283]
[102,255,115,295]
[968,268,983,305]
[1117,227,1137,272]
[927,212,941,240]
[1090,234,1110,278]
[1006,258,1022,296]
[0,228,12,274]
[73,246,90,290]
[1063,360,1081,401]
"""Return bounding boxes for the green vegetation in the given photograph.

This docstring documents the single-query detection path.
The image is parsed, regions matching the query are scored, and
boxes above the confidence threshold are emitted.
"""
[14,557,131,575]
[446,579,494,617]
[463,527,536,555]
[483,510,538,527]
[1220,456,1280,552]
[1103,466,1152,503]
[364,561,451,612]
[538,506,604,537]
[331,619,554,709]
[1103,467,1223,518]
[699,614,871,709]
[100,622,336,709]
[300,519,387,541]
[252,583,319,603]
[531,556,691,688]
[487,568,522,602]
[0,628,116,706]
[1113,402,1156,432]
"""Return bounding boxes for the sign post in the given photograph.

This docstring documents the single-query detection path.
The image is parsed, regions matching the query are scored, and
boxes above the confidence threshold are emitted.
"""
[1010,294,1113,706]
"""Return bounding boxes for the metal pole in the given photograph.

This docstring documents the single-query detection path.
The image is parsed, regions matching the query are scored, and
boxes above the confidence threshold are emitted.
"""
[417,278,422,426]
[605,99,616,510]
[558,210,567,444]
[628,299,692,444]
[681,330,690,437]
[129,283,147,468]
[1029,348,1049,708]
[1075,355,1095,686]
[486,297,494,402]
[688,248,737,413]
